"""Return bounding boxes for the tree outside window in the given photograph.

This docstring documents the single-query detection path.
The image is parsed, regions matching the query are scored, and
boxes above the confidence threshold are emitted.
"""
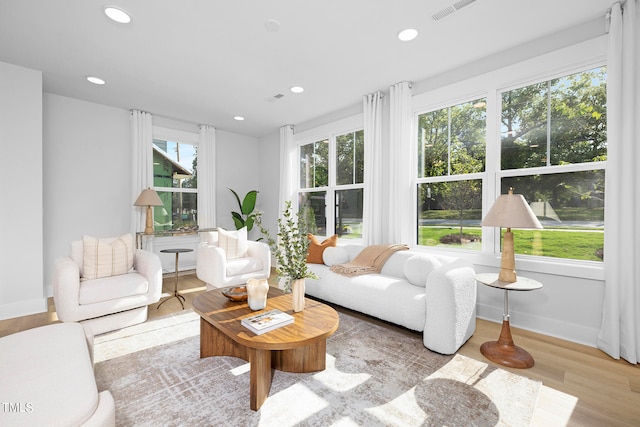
[417,98,486,250]
[499,66,606,261]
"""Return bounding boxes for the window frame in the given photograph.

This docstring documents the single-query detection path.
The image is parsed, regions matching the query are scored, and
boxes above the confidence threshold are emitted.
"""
[151,126,199,231]
[415,95,488,254]
[411,35,607,280]
[294,114,365,242]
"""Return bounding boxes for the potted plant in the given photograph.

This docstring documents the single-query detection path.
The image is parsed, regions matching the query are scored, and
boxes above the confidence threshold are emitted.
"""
[229,189,259,233]
[257,200,318,312]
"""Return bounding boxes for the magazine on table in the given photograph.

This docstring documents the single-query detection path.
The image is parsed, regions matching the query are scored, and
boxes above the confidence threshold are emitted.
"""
[241,309,294,335]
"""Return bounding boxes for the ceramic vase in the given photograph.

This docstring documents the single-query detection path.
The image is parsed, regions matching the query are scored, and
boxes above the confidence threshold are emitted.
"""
[246,278,269,311]
[291,278,305,312]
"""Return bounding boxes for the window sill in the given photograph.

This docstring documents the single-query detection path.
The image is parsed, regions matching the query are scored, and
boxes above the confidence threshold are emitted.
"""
[413,246,605,281]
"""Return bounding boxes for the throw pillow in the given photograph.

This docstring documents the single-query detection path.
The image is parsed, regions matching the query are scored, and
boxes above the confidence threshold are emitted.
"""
[82,233,134,279]
[307,234,338,264]
[218,227,248,259]
[322,246,350,266]
[404,254,442,287]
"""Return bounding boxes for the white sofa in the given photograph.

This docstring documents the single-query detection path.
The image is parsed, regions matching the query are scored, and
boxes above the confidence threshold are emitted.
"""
[53,238,163,335]
[0,323,115,427]
[305,245,477,354]
[196,230,271,291]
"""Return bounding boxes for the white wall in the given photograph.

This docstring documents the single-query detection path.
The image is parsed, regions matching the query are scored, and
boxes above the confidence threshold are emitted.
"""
[215,129,262,240]
[42,94,132,293]
[257,130,281,240]
[0,61,44,320]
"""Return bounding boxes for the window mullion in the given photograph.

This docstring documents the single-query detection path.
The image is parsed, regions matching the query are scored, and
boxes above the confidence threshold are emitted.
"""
[546,81,552,167]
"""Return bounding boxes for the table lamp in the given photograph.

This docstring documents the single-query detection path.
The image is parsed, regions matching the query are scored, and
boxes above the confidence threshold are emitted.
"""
[482,188,542,282]
[134,188,163,234]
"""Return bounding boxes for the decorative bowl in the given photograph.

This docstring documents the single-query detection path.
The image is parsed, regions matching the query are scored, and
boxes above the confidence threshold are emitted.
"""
[221,285,248,302]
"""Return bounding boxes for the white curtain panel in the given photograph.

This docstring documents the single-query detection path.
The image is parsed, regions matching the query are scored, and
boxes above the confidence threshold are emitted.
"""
[130,110,153,234]
[363,91,384,245]
[388,81,414,245]
[598,0,640,364]
[279,125,296,217]
[198,125,217,229]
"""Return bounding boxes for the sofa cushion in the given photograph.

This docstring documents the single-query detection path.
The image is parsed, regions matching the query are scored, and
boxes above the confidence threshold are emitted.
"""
[226,256,264,277]
[404,254,443,287]
[79,272,149,305]
[82,233,134,279]
[218,227,248,259]
[0,323,99,427]
[322,246,350,266]
[307,234,338,263]
[204,231,218,245]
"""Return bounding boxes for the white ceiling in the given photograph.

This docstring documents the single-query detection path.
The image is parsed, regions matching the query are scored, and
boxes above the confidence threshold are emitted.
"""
[0,0,612,138]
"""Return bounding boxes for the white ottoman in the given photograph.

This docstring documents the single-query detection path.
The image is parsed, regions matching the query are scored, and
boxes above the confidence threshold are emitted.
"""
[0,323,115,427]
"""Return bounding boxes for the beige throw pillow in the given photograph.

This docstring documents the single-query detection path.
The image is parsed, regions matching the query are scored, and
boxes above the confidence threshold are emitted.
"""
[82,233,134,279]
[217,227,248,259]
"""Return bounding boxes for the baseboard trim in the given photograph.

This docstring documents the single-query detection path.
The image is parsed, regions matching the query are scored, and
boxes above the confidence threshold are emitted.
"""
[476,303,600,348]
[0,297,48,321]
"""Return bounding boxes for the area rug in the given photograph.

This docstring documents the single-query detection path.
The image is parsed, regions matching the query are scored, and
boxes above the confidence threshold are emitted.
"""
[94,309,541,426]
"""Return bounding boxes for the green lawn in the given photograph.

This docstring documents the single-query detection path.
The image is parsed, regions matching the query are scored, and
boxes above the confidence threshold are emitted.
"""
[418,226,603,261]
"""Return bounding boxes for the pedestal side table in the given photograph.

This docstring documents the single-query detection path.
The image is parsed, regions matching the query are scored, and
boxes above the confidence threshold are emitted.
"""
[475,272,542,369]
[158,248,193,310]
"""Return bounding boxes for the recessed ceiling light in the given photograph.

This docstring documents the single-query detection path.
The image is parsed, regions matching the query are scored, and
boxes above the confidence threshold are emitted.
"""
[86,76,106,85]
[290,86,304,94]
[398,28,418,42]
[234,116,245,121]
[104,6,131,24]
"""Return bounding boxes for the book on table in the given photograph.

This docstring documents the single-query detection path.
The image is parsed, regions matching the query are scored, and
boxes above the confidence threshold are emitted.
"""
[241,309,294,335]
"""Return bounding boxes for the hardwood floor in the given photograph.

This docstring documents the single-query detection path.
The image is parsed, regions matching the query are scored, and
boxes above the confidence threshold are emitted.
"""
[1,273,638,426]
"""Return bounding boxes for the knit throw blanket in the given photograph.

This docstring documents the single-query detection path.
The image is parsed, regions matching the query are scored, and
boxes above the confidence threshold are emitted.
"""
[330,244,409,277]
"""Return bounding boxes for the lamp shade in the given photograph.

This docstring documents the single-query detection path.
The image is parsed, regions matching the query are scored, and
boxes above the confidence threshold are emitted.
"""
[134,188,163,207]
[482,189,542,229]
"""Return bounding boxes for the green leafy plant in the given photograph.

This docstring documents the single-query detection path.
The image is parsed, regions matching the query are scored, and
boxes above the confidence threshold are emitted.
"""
[229,189,259,232]
[257,200,318,292]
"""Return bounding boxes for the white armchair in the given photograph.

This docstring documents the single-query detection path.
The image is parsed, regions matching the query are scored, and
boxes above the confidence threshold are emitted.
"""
[196,230,271,290]
[53,234,163,335]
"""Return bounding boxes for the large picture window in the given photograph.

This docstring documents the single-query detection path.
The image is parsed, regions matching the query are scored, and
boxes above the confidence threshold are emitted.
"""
[498,66,606,261]
[152,132,198,231]
[416,66,606,262]
[416,98,486,250]
[298,129,364,239]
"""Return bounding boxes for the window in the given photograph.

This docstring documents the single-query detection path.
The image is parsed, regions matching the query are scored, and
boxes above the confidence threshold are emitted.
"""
[416,66,606,262]
[498,66,606,261]
[298,129,364,239]
[416,98,486,250]
[152,129,198,231]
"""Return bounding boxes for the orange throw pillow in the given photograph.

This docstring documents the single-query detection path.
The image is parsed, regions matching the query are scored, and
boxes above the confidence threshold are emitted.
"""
[307,234,338,264]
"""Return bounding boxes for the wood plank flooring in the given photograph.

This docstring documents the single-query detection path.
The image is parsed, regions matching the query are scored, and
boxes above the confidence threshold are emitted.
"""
[1,273,638,426]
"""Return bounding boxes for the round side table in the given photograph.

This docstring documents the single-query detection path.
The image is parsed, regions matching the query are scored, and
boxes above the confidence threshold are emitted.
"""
[475,272,542,369]
[158,248,193,310]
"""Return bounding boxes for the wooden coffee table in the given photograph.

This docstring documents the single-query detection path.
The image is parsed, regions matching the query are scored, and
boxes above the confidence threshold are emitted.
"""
[192,286,339,410]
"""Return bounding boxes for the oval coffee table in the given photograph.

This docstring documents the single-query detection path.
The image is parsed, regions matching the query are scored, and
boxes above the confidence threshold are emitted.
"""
[193,286,339,410]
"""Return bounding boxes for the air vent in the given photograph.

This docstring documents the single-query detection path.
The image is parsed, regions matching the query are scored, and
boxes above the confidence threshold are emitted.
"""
[432,6,455,21]
[453,0,476,10]
[432,0,477,21]
[265,93,285,102]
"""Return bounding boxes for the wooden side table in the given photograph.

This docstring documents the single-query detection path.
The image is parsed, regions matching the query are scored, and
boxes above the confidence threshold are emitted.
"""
[475,273,542,369]
[157,248,193,310]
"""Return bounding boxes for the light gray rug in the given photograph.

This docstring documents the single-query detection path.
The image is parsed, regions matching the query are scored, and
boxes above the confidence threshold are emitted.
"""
[94,309,540,426]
